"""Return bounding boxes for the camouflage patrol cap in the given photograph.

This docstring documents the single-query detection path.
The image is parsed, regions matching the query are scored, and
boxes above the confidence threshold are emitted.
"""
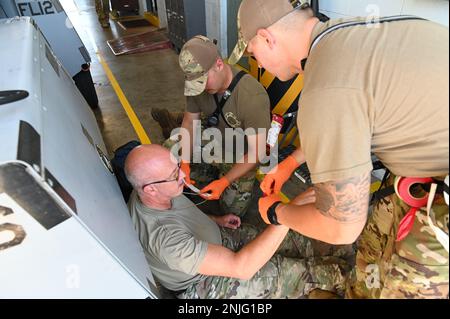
[179,35,221,96]
[228,0,310,65]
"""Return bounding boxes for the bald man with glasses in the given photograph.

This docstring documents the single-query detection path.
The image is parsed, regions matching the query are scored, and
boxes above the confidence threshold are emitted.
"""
[124,144,352,299]
[140,162,182,190]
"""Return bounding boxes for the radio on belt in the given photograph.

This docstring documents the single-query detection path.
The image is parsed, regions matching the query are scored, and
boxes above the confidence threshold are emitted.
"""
[267,114,284,148]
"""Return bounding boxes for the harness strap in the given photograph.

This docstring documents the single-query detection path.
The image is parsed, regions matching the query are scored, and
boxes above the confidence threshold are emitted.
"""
[212,71,246,128]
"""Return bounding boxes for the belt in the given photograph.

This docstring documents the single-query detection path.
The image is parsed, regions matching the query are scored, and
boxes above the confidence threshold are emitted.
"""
[371,172,449,252]
[371,174,448,205]
[394,177,448,253]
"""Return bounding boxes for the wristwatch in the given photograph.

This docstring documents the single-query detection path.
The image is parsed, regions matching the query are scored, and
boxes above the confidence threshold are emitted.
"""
[267,201,282,225]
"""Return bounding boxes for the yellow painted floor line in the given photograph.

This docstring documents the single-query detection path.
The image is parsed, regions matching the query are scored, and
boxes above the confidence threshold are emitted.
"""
[96,51,151,145]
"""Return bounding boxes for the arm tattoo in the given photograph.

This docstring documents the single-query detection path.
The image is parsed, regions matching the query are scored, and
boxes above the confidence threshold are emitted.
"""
[314,172,371,223]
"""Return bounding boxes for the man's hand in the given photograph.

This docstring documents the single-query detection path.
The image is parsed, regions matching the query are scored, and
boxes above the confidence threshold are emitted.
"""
[260,155,300,195]
[291,188,316,206]
[200,177,230,200]
[258,194,282,224]
[214,214,241,229]
[181,161,195,185]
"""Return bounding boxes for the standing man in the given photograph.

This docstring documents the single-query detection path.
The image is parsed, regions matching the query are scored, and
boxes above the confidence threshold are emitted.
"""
[95,0,110,28]
[170,35,271,218]
[229,0,449,298]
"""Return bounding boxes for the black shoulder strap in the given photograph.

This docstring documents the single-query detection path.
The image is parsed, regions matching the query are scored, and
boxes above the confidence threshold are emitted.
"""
[229,71,247,94]
[214,71,247,108]
[369,169,449,205]
[213,70,247,127]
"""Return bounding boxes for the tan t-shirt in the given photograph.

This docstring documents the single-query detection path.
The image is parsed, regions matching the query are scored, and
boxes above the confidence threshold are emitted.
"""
[298,18,449,183]
[186,66,271,135]
[128,191,222,292]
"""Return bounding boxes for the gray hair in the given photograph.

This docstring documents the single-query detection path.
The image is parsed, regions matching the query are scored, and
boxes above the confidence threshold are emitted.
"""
[125,165,141,190]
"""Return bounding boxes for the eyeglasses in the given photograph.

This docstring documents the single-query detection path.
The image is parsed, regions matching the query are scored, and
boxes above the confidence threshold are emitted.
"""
[141,162,182,190]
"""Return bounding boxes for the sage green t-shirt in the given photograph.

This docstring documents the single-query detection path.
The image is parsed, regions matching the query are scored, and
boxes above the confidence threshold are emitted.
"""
[128,191,221,291]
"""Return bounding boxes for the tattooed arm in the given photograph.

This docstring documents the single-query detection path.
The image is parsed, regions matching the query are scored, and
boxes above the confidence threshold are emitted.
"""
[314,171,371,223]
[275,171,371,245]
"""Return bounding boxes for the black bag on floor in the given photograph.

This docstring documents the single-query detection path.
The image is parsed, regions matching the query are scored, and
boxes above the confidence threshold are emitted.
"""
[111,140,141,202]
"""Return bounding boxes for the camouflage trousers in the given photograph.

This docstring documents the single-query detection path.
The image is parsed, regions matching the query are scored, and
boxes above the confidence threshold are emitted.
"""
[95,0,109,22]
[163,138,256,217]
[346,176,449,299]
[179,224,355,299]
[190,162,256,218]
